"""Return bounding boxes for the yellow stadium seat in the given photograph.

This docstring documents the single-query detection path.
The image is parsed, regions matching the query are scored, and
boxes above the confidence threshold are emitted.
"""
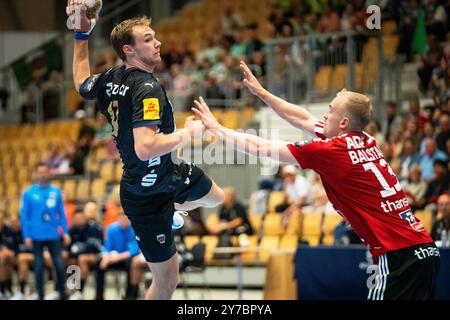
[315,65,333,92]
[322,213,343,244]
[240,235,259,262]
[100,161,115,183]
[332,64,348,90]
[63,180,77,201]
[414,210,433,233]
[201,235,219,263]
[263,213,283,236]
[206,213,220,232]
[91,179,106,200]
[268,191,285,213]
[76,179,90,202]
[279,235,298,250]
[248,214,262,235]
[383,35,399,60]
[115,163,123,183]
[382,20,397,35]
[302,213,323,246]
[259,235,280,262]
[6,183,19,199]
[285,211,302,236]
[183,235,200,250]
[8,198,21,217]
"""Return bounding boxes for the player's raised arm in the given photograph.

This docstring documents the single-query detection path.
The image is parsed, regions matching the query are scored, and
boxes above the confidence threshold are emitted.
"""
[240,61,319,137]
[67,0,100,92]
[192,97,297,165]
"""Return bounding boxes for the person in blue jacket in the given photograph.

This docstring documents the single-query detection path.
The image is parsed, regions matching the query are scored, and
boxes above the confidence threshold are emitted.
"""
[20,162,70,300]
[95,210,139,300]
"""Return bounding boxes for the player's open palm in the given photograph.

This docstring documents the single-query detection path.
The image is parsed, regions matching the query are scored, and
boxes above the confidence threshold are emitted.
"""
[192,97,221,130]
[240,61,265,97]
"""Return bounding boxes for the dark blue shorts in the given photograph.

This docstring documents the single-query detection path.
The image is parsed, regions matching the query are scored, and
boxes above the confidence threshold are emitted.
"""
[120,163,212,263]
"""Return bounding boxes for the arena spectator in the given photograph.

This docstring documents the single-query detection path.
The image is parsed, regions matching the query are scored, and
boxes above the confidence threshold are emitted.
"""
[211,187,253,236]
[431,193,450,246]
[20,162,70,300]
[404,165,428,210]
[94,211,139,300]
[66,210,103,300]
[419,138,448,181]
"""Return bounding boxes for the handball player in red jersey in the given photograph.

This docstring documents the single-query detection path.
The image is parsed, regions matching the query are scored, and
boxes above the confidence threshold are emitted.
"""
[192,61,440,300]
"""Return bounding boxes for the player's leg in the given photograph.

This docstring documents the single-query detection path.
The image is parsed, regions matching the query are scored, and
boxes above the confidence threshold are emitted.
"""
[175,180,224,211]
[145,253,179,300]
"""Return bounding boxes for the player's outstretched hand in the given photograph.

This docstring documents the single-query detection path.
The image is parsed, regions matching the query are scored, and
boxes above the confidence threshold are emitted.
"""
[240,61,267,98]
[192,97,221,131]
[66,0,100,33]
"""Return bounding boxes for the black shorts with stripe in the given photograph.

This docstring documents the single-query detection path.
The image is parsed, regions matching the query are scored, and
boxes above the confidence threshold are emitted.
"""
[120,162,212,263]
[367,242,440,300]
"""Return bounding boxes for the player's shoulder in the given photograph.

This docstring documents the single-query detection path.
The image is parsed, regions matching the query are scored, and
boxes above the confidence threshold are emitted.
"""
[125,67,159,86]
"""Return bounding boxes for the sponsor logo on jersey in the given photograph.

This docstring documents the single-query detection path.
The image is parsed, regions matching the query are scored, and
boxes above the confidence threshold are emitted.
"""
[294,140,310,147]
[143,98,160,120]
[156,234,166,244]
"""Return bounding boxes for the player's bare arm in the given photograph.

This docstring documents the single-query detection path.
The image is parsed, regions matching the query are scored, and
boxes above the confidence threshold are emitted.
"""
[192,97,297,165]
[240,61,318,136]
[67,0,99,91]
[133,116,204,161]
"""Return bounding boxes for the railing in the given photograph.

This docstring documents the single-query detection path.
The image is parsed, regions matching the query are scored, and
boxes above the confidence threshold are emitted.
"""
[264,31,404,123]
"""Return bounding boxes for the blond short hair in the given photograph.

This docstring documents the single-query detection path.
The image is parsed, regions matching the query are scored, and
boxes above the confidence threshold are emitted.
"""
[110,16,152,61]
[337,89,373,131]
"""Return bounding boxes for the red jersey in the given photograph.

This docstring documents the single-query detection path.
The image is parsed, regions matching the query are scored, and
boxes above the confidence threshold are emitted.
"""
[287,122,433,261]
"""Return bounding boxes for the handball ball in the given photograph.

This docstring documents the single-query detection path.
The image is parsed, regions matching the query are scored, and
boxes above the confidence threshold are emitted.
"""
[86,0,102,19]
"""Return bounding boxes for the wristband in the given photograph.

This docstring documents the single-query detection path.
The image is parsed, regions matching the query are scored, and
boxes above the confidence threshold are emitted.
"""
[74,32,89,40]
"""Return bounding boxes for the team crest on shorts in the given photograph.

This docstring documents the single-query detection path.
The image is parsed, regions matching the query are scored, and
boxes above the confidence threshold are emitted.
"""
[156,234,166,244]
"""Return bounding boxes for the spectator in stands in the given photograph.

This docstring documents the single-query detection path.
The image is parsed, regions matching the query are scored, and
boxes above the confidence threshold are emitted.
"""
[42,143,65,176]
[0,210,14,298]
[399,138,422,182]
[20,162,70,300]
[230,29,248,60]
[419,121,436,154]
[423,159,450,208]
[316,3,341,33]
[418,34,443,94]
[63,191,77,228]
[431,193,450,246]
[419,138,448,181]
[169,63,193,112]
[381,101,403,141]
[91,111,117,160]
[436,112,450,152]
[211,187,253,236]
[0,86,8,112]
[407,98,429,134]
[95,211,139,300]
[365,121,385,146]
[424,0,447,41]
[66,210,103,300]
[175,207,208,237]
[398,0,420,62]
[221,5,244,37]
[75,109,95,157]
[404,164,428,210]
[41,70,62,121]
[127,253,148,299]
[20,92,36,124]
[276,165,312,233]
[333,220,362,245]
[103,187,121,231]
[245,23,264,64]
